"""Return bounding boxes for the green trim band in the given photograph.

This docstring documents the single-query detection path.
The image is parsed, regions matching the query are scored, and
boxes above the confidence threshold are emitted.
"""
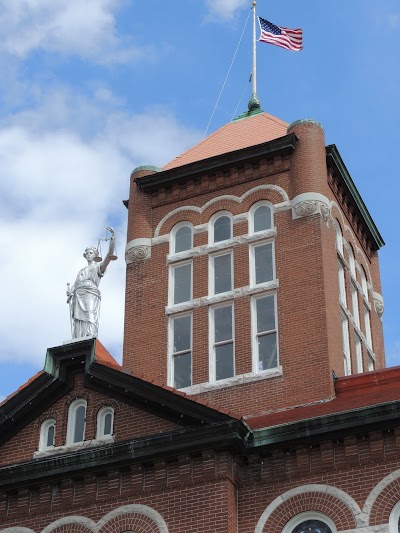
[288,119,324,131]
[131,165,162,176]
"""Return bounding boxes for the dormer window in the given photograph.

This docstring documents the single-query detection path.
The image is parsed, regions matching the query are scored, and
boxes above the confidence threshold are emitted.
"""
[67,399,87,445]
[39,419,56,451]
[96,407,114,439]
[211,212,232,244]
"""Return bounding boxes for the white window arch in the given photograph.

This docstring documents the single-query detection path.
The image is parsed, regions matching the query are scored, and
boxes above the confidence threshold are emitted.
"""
[249,201,273,234]
[209,211,233,244]
[170,222,193,255]
[282,511,337,533]
[389,500,400,532]
[39,418,56,451]
[67,399,87,445]
[96,406,114,439]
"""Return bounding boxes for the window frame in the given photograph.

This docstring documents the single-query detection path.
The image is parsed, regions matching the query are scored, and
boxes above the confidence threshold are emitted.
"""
[355,333,363,374]
[209,211,233,245]
[39,418,56,451]
[96,406,115,440]
[335,220,344,255]
[249,239,275,287]
[209,250,234,296]
[341,313,351,376]
[170,222,193,255]
[248,201,273,235]
[282,511,337,533]
[251,293,279,374]
[389,500,400,532]
[168,312,193,389]
[66,398,87,446]
[209,302,235,383]
[169,260,193,306]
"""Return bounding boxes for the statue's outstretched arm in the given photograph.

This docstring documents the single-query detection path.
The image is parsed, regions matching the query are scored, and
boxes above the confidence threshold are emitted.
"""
[100,227,116,274]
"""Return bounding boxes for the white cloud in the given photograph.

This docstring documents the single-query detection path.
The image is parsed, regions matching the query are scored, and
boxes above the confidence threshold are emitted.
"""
[0,85,201,367]
[205,0,248,20]
[389,14,400,30]
[0,0,147,63]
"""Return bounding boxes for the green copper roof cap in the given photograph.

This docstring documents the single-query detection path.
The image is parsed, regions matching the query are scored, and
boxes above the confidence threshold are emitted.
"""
[234,92,264,121]
[288,119,324,132]
[131,165,162,176]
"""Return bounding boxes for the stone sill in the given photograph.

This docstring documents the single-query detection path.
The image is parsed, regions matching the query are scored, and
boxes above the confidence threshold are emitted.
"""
[33,436,114,458]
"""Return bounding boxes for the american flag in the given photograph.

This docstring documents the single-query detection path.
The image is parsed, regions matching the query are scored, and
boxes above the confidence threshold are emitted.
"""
[258,17,303,52]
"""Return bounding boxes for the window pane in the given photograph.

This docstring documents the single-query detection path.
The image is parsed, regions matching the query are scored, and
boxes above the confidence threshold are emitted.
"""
[214,216,231,242]
[175,225,192,253]
[46,425,55,447]
[254,205,271,232]
[174,263,192,304]
[214,306,232,342]
[258,333,277,370]
[214,254,232,294]
[173,315,191,353]
[103,413,112,435]
[216,343,234,380]
[174,352,191,388]
[292,520,332,533]
[74,405,86,443]
[254,243,273,284]
[256,296,275,333]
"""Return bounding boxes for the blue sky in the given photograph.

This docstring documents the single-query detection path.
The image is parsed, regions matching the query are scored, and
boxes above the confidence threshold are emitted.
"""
[1,0,399,400]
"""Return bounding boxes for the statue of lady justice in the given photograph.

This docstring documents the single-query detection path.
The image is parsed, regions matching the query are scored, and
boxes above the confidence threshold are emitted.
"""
[67,227,116,338]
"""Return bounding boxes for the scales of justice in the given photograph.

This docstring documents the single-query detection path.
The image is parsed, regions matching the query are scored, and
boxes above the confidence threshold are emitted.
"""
[66,227,117,339]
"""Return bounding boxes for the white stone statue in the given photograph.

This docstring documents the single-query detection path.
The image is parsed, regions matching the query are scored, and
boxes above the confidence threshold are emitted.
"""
[67,227,116,338]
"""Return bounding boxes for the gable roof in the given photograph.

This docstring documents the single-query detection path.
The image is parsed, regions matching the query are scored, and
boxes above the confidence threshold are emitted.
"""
[163,112,288,171]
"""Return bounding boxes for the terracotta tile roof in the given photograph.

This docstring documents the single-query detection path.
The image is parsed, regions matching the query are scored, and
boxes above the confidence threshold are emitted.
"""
[246,366,400,430]
[0,370,44,408]
[163,112,288,171]
[94,339,121,367]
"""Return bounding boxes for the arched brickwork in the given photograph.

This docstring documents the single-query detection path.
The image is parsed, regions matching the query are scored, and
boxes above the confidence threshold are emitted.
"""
[48,527,94,533]
[255,485,361,533]
[154,184,289,237]
[0,528,36,533]
[41,516,96,533]
[97,505,168,533]
[367,471,400,526]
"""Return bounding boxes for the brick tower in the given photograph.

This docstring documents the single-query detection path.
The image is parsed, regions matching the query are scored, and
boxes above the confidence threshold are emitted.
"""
[123,110,385,417]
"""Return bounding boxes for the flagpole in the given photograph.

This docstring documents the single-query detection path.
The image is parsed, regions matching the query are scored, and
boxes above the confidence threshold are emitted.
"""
[252,1,257,98]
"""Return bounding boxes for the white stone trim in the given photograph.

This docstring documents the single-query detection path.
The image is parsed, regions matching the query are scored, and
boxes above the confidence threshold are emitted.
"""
[33,436,115,458]
[363,468,400,523]
[389,500,400,532]
[165,280,279,315]
[341,527,389,533]
[41,516,96,533]
[125,238,152,264]
[97,504,169,532]
[181,366,283,395]
[254,484,364,533]
[0,529,36,533]
[154,184,289,237]
[292,192,331,221]
[372,291,384,319]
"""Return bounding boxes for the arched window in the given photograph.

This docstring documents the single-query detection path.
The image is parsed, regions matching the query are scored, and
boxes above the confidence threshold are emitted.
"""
[210,212,232,244]
[171,223,193,254]
[335,220,344,255]
[67,399,87,445]
[96,407,114,439]
[283,512,336,533]
[39,419,56,451]
[249,202,273,234]
[389,500,400,532]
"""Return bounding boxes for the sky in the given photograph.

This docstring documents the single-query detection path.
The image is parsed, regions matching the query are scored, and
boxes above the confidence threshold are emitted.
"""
[0,0,400,401]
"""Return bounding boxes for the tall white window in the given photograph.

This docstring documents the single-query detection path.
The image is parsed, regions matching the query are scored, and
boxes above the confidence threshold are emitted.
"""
[341,314,351,376]
[252,295,278,372]
[96,407,114,439]
[355,334,363,373]
[210,252,233,295]
[39,419,56,451]
[211,212,232,243]
[249,202,272,234]
[250,242,274,286]
[172,223,193,254]
[67,399,87,445]
[364,305,372,348]
[170,261,192,305]
[210,304,235,381]
[360,266,368,299]
[170,314,192,389]
[338,261,347,307]
[351,284,360,328]
[335,220,344,255]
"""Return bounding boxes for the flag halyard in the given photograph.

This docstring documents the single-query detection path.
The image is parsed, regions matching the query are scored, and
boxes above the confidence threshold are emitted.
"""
[258,17,303,52]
